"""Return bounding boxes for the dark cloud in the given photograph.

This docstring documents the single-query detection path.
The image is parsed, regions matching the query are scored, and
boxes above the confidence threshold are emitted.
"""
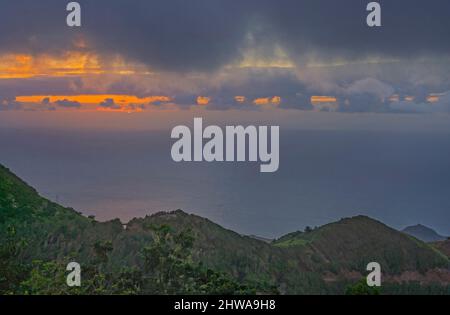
[40,97,56,110]
[1,1,450,114]
[0,98,22,111]
[41,97,50,105]
[0,1,78,55]
[55,99,81,108]
[339,94,389,113]
[0,77,84,97]
[257,0,450,63]
[202,68,313,110]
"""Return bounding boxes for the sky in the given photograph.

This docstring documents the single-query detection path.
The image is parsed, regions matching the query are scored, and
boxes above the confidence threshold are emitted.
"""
[1,0,450,121]
[1,1,450,233]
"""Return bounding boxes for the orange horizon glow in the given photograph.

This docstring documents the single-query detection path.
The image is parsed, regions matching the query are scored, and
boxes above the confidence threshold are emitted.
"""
[390,94,442,103]
[196,96,211,105]
[13,94,172,113]
[0,52,151,79]
[311,96,338,104]
[253,96,281,105]
[16,94,171,105]
[0,53,104,78]
[427,94,442,103]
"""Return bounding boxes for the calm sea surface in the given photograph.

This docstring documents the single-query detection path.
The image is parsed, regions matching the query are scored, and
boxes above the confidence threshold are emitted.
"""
[1,128,450,238]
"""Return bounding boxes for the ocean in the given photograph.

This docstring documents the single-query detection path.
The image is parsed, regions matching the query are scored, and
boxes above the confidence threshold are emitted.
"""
[1,127,450,238]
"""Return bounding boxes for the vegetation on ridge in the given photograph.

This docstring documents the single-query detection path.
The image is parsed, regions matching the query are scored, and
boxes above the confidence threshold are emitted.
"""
[1,164,449,295]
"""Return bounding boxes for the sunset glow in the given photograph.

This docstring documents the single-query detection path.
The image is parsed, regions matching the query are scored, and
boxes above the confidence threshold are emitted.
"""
[234,96,246,103]
[311,96,338,104]
[253,96,282,106]
[196,96,211,105]
[0,53,103,78]
[0,52,150,79]
[16,95,171,105]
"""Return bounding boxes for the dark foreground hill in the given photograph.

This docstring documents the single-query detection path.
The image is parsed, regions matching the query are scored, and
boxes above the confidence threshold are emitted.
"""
[403,224,447,242]
[1,164,450,294]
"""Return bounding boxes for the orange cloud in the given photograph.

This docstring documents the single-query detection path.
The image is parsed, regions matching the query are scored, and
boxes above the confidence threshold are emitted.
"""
[16,95,170,105]
[254,98,268,105]
[0,52,104,78]
[13,94,171,113]
[0,52,151,79]
[271,96,281,105]
[427,94,442,103]
[311,96,338,111]
[234,96,246,103]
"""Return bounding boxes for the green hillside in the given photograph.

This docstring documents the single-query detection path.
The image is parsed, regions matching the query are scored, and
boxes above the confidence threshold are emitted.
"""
[273,216,449,275]
[0,164,121,263]
[432,240,450,258]
[1,164,450,295]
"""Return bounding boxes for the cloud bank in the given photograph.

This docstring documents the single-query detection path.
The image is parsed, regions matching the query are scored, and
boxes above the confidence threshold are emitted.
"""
[1,1,450,113]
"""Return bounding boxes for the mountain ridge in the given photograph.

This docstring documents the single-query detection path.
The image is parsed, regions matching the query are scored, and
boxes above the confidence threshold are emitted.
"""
[403,224,447,242]
[1,163,450,294]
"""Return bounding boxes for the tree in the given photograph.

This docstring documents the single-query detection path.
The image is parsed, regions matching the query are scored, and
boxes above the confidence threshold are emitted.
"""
[345,279,381,295]
[93,240,113,266]
[140,224,266,295]
[19,261,68,295]
[0,226,29,294]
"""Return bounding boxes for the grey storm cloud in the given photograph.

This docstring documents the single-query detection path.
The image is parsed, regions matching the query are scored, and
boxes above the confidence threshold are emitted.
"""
[1,1,450,114]
[41,97,50,105]
[0,97,22,111]
[202,68,313,110]
[55,99,81,108]
[390,92,450,114]
[332,78,393,113]
[99,98,120,109]
[0,77,84,97]
[1,1,450,72]
[40,97,56,110]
